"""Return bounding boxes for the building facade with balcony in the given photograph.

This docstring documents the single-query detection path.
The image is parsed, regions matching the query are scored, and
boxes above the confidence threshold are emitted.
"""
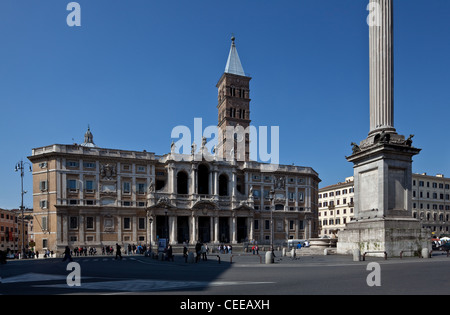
[319,173,450,238]
[28,38,320,254]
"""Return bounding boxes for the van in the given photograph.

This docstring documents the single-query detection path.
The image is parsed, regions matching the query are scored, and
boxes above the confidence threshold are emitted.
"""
[287,239,306,250]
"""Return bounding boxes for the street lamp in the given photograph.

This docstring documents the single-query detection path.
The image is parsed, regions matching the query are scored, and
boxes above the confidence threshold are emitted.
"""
[165,207,169,246]
[268,190,275,253]
[15,159,32,259]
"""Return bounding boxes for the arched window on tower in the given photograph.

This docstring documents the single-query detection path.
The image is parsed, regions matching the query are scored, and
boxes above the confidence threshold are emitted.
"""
[177,171,189,195]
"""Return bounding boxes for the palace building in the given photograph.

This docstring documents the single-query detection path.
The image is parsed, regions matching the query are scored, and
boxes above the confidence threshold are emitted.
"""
[28,38,320,254]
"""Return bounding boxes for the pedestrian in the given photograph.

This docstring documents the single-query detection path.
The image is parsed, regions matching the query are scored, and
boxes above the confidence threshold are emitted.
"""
[183,244,188,263]
[115,243,122,260]
[195,242,201,262]
[201,243,207,261]
[62,246,73,262]
[167,245,174,262]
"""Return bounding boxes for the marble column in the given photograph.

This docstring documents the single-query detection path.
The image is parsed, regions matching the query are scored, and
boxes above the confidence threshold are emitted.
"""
[369,0,396,135]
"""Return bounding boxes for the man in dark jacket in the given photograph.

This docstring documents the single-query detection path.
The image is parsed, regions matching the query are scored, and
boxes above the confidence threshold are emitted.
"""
[62,246,73,262]
[115,243,122,260]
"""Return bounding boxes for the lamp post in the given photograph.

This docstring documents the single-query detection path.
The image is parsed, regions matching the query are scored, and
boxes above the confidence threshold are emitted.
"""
[268,190,275,252]
[165,207,169,246]
[15,159,32,259]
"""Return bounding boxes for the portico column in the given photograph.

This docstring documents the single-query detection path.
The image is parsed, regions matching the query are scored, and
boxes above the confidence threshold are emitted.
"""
[150,215,155,245]
[249,217,254,242]
[210,217,214,243]
[231,216,237,244]
[79,215,85,245]
[214,216,219,243]
[63,214,68,245]
[117,215,122,243]
[169,216,176,244]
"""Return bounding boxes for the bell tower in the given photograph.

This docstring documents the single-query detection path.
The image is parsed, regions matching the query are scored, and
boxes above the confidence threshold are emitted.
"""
[216,36,251,161]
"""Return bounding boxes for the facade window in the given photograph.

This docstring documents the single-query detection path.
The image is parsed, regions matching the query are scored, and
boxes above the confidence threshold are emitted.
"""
[177,171,189,194]
[123,182,131,194]
[69,217,78,229]
[42,216,48,230]
[138,217,145,230]
[123,218,131,230]
[83,162,96,168]
[66,161,79,168]
[219,174,229,196]
[67,179,77,191]
[85,180,95,192]
[137,183,146,194]
[40,200,48,209]
[40,180,48,191]
[86,217,94,229]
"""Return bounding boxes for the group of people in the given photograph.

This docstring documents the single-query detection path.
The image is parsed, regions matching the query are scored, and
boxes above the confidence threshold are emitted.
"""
[63,243,124,261]
[1,247,54,260]
[72,246,97,256]
[217,244,233,254]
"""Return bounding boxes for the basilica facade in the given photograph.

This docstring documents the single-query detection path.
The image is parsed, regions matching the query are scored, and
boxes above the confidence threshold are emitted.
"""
[28,38,320,254]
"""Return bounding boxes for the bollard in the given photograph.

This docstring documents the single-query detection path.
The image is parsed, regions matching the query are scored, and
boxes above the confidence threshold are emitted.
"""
[291,248,296,258]
[353,249,361,262]
[324,248,328,256]
[282,248,286,257]
[421,248,430,259]
[265,251,274,264]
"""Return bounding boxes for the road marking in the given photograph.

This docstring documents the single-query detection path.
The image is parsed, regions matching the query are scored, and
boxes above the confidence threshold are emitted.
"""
[1,273,94,284]
[34,279,275,293]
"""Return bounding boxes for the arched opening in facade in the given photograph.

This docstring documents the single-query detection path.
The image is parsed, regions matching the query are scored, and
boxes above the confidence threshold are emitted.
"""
[177,171,188,194]
[275,204,284,211]
[219,174,229,196]
[198,164,209,195]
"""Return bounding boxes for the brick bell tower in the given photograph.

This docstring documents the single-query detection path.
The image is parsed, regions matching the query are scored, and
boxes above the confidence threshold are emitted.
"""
[216,36,251,161]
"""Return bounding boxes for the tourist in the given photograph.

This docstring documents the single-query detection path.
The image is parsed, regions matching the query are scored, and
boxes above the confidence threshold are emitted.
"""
[62,246,73,262]
[115,243,122,260]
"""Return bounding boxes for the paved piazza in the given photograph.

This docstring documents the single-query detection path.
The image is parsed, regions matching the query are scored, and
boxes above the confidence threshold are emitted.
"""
[1,251,450,297]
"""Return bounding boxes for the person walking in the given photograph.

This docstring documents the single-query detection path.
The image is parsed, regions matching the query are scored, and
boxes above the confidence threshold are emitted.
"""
[62,246,73,262]
[201,243,207,261]
[167,245,174,262]
[115,243,122,260]
[183,244,188,263]
[195,242,201,263]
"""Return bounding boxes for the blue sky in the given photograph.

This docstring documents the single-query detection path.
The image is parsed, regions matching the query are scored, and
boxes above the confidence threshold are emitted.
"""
[0,0,449,209]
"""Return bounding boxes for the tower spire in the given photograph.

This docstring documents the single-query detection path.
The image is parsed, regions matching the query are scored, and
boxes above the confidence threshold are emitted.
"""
[224,35,245,76]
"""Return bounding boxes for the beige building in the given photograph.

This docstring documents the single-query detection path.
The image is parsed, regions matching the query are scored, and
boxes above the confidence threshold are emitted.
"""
[318,177,354,237]
[319,173,450,237]
[0,208,30,254]
[28,38,320,254]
